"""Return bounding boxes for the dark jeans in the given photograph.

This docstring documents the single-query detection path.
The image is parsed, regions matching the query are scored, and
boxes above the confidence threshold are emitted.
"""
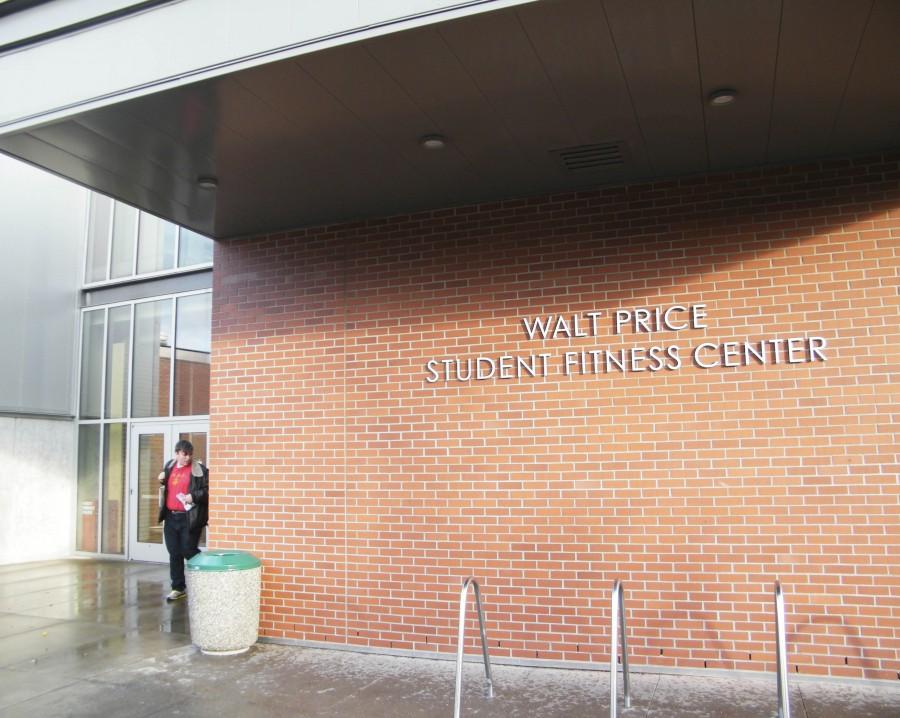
[163,511,201,591]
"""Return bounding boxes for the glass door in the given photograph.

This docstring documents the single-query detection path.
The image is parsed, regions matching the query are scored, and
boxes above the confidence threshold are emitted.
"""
[129,423,169,562]
[128,421,208,562]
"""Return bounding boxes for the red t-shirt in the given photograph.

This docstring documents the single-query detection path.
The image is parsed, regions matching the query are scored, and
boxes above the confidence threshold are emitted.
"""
[166,463,192,511]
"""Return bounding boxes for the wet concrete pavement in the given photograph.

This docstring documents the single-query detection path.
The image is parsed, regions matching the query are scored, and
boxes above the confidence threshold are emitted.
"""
[1,559,899,717]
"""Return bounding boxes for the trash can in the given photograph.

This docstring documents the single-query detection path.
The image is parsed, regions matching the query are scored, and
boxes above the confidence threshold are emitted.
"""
[185,550,262,655]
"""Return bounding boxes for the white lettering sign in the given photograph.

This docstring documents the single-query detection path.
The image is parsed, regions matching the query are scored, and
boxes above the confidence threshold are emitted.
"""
[425,304,828,383]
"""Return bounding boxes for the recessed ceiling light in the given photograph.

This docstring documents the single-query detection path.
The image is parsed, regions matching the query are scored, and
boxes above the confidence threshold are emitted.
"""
[708,88,737,106]
[197,175,218,189]
[420,134,447,150]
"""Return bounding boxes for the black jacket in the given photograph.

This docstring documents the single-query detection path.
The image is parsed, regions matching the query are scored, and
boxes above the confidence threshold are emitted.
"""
[158,459,209,533]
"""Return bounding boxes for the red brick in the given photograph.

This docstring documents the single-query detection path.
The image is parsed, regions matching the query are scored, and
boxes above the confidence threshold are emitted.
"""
[208,153,900,679]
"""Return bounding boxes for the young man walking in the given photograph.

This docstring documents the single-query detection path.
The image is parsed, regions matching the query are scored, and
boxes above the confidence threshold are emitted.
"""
[157,440,209,602]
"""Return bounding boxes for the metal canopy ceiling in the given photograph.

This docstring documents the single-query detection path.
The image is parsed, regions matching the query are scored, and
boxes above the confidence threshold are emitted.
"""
[1,0,898,240]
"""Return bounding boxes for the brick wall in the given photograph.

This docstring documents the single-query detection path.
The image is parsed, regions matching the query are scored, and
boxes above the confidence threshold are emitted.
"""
[210,153,900,680]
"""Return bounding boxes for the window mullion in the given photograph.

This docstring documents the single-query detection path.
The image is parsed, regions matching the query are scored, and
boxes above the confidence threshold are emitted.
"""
[126,303,135,419]
[97,307,109,552]
[169,297,176,417]
[132,210,140,277]
[105,202,115,281]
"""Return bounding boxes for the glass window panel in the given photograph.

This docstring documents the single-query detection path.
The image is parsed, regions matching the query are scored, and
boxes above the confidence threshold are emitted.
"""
[132,299,172,418]
[137,213,176,274]
[101,424,126,554]
[85,194,112,283]
[79,309,105,419]
[174,294,211,416]
[110,202,138,279]
[105,306,131,419]
[76,425,101,552]
[137,433,165,545]
[178,227,213,267]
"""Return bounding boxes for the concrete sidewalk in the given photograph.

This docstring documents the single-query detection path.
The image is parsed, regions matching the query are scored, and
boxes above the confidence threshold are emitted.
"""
[1,559,898,718]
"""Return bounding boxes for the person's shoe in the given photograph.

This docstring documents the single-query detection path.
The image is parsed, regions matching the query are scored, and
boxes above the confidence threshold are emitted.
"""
[166,589,186,602]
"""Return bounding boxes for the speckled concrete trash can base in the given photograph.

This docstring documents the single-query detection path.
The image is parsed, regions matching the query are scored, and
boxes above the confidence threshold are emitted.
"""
[201,646,250,656]
[186,565,261,654]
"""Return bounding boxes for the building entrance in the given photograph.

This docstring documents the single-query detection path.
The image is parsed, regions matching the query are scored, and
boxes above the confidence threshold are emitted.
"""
[128,421,208,562]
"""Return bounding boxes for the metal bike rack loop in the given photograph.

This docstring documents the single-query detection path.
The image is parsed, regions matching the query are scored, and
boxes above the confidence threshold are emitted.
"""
[453,577,494,718]
[774,580,790,718]
[609,579,632,718]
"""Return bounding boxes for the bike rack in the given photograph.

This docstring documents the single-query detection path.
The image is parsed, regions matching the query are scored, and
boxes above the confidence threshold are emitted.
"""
[609,579,631,718]
[447,576,785,718]
[453,577,494,718]
[774,580,790,718]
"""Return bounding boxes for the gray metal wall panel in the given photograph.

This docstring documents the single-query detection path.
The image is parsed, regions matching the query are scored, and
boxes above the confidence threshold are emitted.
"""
[0,154,85,416]
[0,416,75,564]
[82,268,212,307]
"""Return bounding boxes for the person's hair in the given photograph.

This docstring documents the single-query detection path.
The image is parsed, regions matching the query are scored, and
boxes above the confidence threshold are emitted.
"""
[174,440,194,455]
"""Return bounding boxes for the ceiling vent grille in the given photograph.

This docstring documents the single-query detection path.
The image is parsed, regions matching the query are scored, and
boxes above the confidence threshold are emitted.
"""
[552,142,625,173]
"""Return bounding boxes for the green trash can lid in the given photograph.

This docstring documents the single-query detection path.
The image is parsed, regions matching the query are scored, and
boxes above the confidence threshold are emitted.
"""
[187,550,261,571]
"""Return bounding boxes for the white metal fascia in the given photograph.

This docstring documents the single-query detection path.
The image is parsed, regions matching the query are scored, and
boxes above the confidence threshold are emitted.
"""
[0,0,537,135]
[0,0,145,47]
